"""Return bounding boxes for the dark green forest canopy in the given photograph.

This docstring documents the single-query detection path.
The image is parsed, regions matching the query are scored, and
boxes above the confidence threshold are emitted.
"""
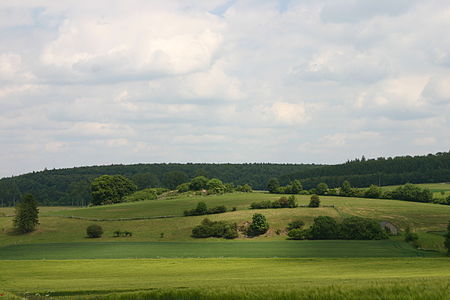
[0,151,449,206]
[0,163,317,206]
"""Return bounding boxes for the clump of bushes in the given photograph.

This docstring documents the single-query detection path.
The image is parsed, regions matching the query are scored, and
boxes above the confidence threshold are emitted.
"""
[247,213,269,237]
[308,195,320,207]
[250,195,297,209]
[177,176,251,195]
[192,218,238,239]
[184,202,227,216]
[285,216,388,240]
[113,230,133,237]
[86,224,103,238]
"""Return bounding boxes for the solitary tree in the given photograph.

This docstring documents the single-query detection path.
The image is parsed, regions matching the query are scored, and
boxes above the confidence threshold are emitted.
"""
[13,193,39,233]
[247,213,269,237]
[86,224,103,238]
[309,195,320,207]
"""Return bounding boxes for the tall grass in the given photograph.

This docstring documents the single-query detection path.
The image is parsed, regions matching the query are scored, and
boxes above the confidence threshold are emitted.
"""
[57,279,450,300]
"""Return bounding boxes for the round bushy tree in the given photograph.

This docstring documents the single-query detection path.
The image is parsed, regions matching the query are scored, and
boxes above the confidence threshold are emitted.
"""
[248,213,269,237]
[190,176,209,190]
[266,178,280,193]
[207,178,225,194]
[310,216,339,239]
[86,224,103,238]
[91,175,137,205]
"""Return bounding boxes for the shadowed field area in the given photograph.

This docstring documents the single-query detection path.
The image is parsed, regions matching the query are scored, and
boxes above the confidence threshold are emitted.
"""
[0,240,436,260]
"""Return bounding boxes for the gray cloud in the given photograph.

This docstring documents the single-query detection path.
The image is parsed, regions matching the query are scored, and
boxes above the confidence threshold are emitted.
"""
[0,0,450,177]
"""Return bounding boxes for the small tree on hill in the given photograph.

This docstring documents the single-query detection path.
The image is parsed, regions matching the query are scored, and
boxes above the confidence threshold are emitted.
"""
[247,213,269,237]
[86,224,103,238]
[13,193,39,233]
[91,175,137,205]
[309,195,320,207]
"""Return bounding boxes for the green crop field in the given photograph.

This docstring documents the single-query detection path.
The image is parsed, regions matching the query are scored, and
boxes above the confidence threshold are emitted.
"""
[1,258,449,299]
[0,240,436,260]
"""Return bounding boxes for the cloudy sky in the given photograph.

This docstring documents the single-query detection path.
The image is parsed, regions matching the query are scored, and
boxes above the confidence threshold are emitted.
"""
[1,0,450,177]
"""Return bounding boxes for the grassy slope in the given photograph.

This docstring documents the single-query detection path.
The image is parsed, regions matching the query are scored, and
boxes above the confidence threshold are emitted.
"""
[1,192,449,251]
[0,240,436,260]
[1,258,449,293]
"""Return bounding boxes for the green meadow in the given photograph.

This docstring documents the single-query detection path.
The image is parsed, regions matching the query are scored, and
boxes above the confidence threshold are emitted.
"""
[1,189,449,299]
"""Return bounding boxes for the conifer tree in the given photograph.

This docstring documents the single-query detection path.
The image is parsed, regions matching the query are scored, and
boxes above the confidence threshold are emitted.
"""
[13,193,39,233]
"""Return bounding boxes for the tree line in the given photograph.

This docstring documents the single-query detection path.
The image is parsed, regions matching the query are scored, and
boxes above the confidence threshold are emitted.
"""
[0,151,449,206]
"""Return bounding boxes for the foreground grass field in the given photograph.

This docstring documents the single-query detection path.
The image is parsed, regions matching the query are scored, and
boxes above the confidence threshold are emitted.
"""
[0,240,435,260]
[1,258,449,299]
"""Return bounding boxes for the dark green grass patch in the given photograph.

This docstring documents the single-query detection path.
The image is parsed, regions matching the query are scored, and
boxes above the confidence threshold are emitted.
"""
[0,240,438,260]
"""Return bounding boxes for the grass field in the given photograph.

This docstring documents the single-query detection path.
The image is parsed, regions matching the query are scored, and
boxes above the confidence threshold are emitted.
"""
[0,240,435,260]
[1,190,449,299]
[1,258,449,299]
[1,192,449,252]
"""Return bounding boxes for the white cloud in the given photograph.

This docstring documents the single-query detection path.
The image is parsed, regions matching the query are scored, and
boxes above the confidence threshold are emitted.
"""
[0,0,450,177]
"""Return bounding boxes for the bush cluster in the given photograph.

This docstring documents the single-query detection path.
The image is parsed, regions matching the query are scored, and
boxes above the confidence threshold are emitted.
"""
[113,230,133,237]
[250,196,297,209]
[184,202,227,216]
[286,216,388,240]
[177,176,253,195]
[191,218,238,239]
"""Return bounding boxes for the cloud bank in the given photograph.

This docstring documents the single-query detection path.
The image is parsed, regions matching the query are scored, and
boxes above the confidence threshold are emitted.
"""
[1,0,449,177]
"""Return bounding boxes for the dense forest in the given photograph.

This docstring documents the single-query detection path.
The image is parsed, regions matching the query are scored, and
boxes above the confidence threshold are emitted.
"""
[280,152,450,189]
[0,151,449,206]
[0,163,316,206]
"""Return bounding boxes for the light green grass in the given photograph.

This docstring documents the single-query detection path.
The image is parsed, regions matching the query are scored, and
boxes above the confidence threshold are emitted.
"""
[1,193,450,252]
[1,258,449,296]
[0,240,435,260]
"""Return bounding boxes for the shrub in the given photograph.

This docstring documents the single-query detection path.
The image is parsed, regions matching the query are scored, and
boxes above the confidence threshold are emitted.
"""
[287,228,309,240]
[390,184,433,203]
[207,205,227,214]
[86,224,103,238]
[176,182,191,193]
[287,219,305,231]
[247,213,269,237]
[316,183,329,195]
[191,218,238,239]
[250,196,297,209]
[339,216,388,240]
[237,184,253,193]
[184,202,227,216]
[309,195,320,207]
[207,178,225,194]
[364,185,382,198]
[232,207,237,211]
[250,200,272,209]
[309,216,339,239]
[189,176,209,190]
[123,188,158,202]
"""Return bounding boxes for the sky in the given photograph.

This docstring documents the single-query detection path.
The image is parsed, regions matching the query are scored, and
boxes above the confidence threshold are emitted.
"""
[1,0,450,178]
